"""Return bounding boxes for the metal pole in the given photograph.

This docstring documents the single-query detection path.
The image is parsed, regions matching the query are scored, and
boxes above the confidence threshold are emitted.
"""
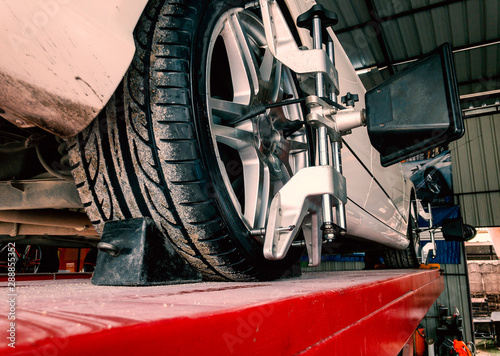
[312,17,324,97]
[312,16,334,238]
[428,202,436,258]
[327,38,346,232]
[327,40,337,103]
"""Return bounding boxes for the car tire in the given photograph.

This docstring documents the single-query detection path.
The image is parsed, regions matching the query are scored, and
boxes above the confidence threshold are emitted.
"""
[37,246,60,273]
[384,198,421,269]
[69,0,308,281]
[425,169,449,197]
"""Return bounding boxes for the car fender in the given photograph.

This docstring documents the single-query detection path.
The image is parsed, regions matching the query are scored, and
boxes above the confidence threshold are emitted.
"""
[0,0,148,137]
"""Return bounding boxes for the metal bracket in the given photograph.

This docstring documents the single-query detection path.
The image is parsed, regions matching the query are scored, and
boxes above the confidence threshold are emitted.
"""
[302,214,322,266]
[305,96,365,140]
[336,108,366,133]
[258,1,362,265]
[417,200,436,264]
[422,242,436,265]
[306,95,340,142]
[259,0,339,96]
[416,199,432,221]
[263,166,346,266]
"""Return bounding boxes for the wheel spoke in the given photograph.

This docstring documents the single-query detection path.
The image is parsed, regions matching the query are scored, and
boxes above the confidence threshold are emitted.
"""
[289,139,309,153]
[258,48,282,102]
[209,97,249,123]
[240,153,269,227]
[220,12,260,103]
[212,124,254,150]
[260,48,274,83]
[280,161,292,182]
[270,58,282,103]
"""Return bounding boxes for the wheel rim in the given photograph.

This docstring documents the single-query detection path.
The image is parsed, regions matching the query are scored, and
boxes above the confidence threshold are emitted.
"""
[410,201,421,263]
[205,8,309,231]
[425,172,441,194]
[19,245,41,273]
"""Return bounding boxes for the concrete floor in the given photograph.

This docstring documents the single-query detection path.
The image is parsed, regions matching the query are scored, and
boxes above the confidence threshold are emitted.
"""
[476,339,500,355]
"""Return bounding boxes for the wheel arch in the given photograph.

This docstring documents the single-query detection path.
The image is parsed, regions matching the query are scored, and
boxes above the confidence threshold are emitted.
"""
[0,0,148,137]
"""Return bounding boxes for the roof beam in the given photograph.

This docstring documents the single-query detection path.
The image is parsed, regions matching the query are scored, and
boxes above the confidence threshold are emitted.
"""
[336,0,464,35]
[460,89,500,102]
[354,38,500,73]
[364,0,394,75]
[462,104,500,119]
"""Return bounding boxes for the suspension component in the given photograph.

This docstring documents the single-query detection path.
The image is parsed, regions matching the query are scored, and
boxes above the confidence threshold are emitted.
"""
[56,136,71,170]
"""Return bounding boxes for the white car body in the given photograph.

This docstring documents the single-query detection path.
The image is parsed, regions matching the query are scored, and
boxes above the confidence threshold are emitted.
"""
[0,0,148,136]
[0,0,413,251]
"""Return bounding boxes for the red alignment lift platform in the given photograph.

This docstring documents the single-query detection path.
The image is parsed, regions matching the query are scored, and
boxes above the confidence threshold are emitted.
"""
[1,269,443,355]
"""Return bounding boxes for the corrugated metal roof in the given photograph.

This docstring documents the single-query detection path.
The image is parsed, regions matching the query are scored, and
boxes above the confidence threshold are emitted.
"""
[450,112,500,226]
[318,0,500,110]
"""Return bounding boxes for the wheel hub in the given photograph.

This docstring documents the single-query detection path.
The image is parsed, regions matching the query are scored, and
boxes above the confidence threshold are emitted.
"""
[254,114,279,152]
[254,112,284,178]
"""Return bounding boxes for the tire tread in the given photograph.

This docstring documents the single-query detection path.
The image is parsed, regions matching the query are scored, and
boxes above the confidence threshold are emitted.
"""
[70,0,299,281]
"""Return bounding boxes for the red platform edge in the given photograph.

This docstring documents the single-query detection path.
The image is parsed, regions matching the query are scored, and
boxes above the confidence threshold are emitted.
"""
[3,270,443,356]
[0,273,92,282]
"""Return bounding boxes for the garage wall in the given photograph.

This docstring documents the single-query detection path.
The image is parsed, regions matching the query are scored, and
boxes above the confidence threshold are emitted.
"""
[302,261,364,271]
[450,113,500,227]
[422,242,474,345]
